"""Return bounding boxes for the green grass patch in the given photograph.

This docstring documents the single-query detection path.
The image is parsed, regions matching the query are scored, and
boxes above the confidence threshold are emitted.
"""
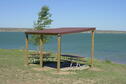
[0,49,126,84]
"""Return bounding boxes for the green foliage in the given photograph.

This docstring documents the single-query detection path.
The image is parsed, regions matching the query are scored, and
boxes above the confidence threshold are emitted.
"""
[31,6,53,46]
[105,59,112,64]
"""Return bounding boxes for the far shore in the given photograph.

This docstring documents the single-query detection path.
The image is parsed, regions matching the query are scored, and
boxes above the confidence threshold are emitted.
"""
[95,30,126,34]
[0,28,33,32]
[0,27,126,34]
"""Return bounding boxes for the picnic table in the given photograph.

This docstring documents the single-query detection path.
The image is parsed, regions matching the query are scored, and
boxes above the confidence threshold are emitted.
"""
[61,54,86,67]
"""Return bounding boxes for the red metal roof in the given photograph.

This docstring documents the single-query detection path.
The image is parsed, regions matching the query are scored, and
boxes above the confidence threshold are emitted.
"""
[25,27,96,35]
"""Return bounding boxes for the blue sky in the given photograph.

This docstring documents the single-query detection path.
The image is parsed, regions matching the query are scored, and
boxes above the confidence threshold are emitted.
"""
[0,0,126,30]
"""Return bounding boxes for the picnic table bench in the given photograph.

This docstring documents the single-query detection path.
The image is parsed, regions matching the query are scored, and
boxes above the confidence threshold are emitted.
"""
[28,52,51,63]
[61,54,86,67]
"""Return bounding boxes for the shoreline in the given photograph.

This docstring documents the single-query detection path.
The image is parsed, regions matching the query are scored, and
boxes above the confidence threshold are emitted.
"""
[0,28,33,32]
[95,30,126,34]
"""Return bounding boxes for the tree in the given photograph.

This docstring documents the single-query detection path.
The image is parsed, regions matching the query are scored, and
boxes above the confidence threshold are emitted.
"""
[31,6,53,47]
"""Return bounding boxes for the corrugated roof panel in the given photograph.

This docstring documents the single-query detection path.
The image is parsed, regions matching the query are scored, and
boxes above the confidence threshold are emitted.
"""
[25,27,96,35]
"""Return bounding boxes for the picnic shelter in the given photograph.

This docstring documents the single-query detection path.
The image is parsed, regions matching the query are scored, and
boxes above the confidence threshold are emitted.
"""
[25,27,96,72]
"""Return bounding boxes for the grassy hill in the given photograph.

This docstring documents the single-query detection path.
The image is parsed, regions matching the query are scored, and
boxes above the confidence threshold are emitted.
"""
[0,49,126,84]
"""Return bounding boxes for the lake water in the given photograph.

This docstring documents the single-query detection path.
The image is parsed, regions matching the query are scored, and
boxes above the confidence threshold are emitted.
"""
[0,32,126,64]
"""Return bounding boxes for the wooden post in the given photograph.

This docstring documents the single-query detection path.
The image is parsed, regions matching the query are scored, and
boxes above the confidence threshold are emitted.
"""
[25,34,29,65]
[40,35,44,67]
[57,34,61,72]
[90,31,94,67]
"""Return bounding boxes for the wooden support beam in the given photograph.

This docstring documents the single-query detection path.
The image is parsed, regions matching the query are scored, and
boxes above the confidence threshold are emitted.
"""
[90,31,95,67]
[40,35,44,67]
[57,34,61,72]
[25,34,29,65]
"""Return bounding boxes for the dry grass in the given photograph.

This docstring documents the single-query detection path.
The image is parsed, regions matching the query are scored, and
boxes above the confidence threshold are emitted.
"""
[88,67,103,72]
